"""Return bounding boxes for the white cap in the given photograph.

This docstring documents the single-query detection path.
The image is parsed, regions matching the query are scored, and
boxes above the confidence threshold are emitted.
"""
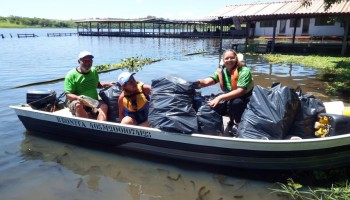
[237,53,244,62]
[118,72,136,86]
[78,51,94,59]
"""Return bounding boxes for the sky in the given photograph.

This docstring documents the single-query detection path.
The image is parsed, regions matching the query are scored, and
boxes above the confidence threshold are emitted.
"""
[0,0,275,20]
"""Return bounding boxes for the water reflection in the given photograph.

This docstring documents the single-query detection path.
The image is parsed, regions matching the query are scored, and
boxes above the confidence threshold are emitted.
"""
[248,59,332,102]
[17,134,282,200]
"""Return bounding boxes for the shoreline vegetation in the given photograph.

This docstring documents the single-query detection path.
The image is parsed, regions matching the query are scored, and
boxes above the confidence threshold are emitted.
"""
[0,16,76,28]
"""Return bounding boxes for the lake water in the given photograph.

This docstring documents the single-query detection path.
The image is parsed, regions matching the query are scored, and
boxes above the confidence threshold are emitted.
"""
[0,28,333,200]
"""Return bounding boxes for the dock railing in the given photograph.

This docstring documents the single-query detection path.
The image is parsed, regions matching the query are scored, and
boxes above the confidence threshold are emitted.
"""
[17,33,38,38]
[47,33,77,37]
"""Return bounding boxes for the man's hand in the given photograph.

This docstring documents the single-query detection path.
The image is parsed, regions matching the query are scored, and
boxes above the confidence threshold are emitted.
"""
[192,81,201,89]
[207,95,222,107]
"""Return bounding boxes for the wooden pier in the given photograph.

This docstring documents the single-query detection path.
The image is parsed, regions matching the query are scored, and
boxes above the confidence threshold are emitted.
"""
[75,18,242,39]
[47,33,77,37]
[17,33,38,38]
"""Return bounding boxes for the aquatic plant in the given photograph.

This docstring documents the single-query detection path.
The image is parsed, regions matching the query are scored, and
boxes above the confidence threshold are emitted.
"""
[94,55,157,73]
[270,178,350,200]
[184,49,209,56]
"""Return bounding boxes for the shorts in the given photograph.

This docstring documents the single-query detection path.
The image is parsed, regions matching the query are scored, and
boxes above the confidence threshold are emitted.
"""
[68,99,103,119]
[124,106,149,125]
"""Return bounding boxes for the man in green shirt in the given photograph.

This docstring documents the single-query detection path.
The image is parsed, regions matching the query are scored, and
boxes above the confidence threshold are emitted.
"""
[195,49,254,136]
[64,51,114,121]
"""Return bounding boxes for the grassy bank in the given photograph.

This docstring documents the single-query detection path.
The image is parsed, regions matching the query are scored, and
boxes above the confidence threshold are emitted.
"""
[0,21,33,28]
[260,54,350,95]
[0,16,75,28]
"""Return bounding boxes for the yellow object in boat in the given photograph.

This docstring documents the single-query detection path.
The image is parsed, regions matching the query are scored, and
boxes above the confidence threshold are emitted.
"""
[343,107,350,116]
[315,115,330,138]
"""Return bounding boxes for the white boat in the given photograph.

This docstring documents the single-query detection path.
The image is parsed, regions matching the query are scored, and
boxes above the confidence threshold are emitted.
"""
[10,101,350,170]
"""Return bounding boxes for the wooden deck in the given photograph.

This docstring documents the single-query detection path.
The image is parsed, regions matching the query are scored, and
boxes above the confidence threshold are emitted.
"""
[77,31,239,39]
[47,33,77,37]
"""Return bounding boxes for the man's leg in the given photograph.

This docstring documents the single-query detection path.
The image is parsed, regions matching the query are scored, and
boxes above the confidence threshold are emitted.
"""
[228,98,249,124]
[97,103,108,121]
[69,100,89,118]
[223,98,249,136]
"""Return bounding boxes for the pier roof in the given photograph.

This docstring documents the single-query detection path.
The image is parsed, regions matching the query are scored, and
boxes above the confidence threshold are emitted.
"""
[205,0,350,21]
[74,18,209,24]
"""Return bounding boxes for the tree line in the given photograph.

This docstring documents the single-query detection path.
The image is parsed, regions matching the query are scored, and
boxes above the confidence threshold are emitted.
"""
[0,16,76,28]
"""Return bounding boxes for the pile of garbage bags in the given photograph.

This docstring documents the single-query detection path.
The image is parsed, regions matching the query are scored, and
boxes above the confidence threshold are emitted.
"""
[237,84,325,139]
[148,75,223,135]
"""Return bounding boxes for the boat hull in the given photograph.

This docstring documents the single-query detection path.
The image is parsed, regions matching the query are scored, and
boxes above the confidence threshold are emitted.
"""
[11,105,350,170]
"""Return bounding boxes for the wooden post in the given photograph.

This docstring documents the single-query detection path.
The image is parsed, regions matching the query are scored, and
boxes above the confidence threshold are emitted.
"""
[158,23,161,35]
[219,17,223,67]
[292,18,298,44]
[272,19,277,53]
[76,23,79,36]
[245,20,250,52]
[341,18,349,56]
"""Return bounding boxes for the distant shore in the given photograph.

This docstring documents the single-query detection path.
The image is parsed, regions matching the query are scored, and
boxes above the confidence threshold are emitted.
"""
[0,16,75,28]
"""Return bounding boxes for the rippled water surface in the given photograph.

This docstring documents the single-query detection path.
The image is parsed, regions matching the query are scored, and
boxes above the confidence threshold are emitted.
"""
[0,28,331,200]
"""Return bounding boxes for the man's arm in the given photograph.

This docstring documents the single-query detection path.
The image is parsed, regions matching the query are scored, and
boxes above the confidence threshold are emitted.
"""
[142,84,152,95]
[98,81,116,89]
[197,77,216,88]
[66,93,80,102]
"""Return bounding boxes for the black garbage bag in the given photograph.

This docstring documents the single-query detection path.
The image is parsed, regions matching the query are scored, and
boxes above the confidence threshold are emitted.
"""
[197,104,223,135]
[237,84,299,139]
[99,84,122,122]
[151,75,196,95]
[288,90,326,138]
[148,75,198,134]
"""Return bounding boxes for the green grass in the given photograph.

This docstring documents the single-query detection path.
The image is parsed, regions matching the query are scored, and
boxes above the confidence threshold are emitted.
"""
[270,178,350,200]
[0,16,75,28]
[261,54,350,69]
[0,21,32,28]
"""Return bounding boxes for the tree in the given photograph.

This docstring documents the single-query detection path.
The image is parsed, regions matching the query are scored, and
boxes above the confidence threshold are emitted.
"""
[302,0,350,10]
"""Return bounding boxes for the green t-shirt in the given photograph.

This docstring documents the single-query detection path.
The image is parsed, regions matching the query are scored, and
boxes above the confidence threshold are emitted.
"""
[211,66,254,93]
[64,67,99,100]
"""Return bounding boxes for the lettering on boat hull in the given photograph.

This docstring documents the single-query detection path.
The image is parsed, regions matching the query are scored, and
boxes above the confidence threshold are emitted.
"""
[56,117,152,138]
